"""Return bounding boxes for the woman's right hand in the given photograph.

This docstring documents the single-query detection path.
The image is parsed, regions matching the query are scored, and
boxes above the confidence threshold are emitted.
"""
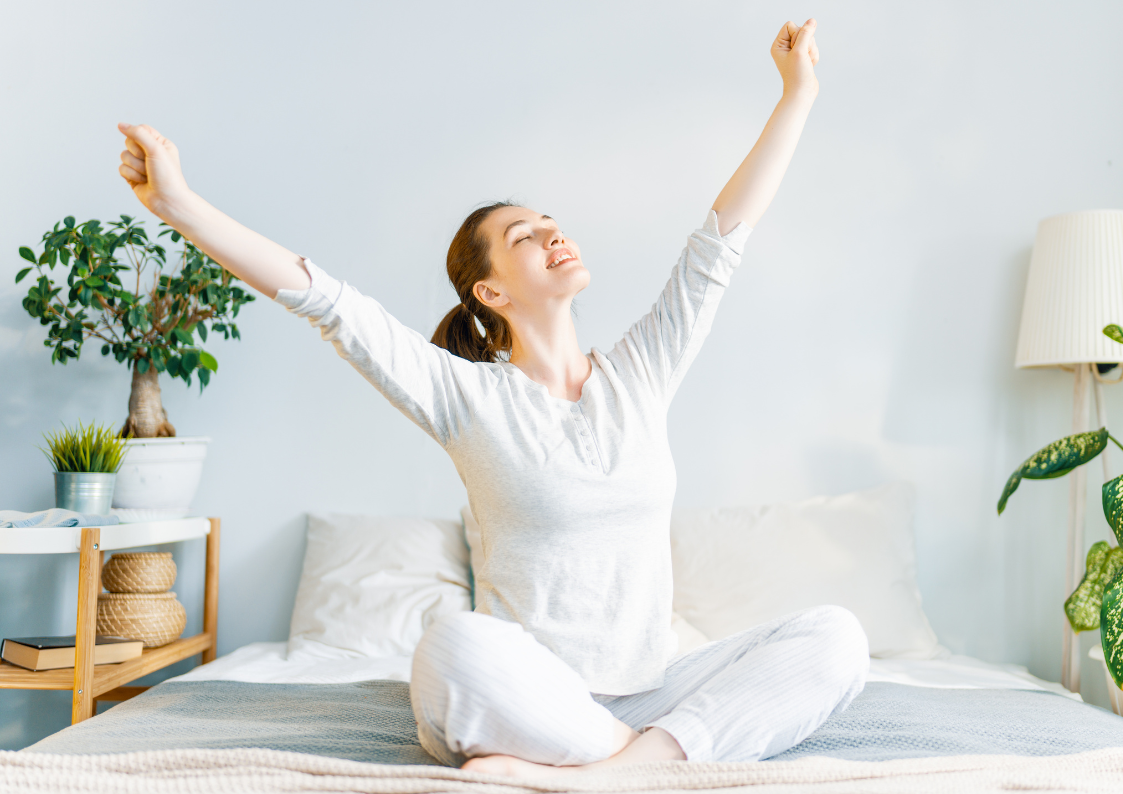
[117,122,193,221]
[771,19,820,97]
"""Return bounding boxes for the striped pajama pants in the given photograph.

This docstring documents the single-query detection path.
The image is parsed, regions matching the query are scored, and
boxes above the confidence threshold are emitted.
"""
[409,605,869,767]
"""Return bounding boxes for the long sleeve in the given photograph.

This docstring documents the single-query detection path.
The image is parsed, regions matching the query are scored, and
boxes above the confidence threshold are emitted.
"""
[606,210,751,407]
[274,258,484,447]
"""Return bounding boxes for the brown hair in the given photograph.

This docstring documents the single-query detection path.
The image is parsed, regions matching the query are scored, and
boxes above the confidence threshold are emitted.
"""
[431,201,517,363]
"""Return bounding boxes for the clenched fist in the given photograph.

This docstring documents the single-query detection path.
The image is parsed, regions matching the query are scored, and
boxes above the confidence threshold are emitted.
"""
[772,19,820,96]
[117,123,192,221]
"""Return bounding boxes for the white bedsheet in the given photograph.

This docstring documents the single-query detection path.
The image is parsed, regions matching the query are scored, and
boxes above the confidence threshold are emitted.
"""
[170,642,413,685]
[170,642,1079,700]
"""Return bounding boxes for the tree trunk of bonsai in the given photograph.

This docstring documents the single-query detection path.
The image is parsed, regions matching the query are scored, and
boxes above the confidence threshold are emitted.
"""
[121,365,177,438]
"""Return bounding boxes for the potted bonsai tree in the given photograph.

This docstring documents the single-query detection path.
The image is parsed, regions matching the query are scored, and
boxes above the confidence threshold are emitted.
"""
[15,214,254,519]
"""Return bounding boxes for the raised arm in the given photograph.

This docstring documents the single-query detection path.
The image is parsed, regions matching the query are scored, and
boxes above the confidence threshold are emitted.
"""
[711,19,820,235]
[116,122,310,298]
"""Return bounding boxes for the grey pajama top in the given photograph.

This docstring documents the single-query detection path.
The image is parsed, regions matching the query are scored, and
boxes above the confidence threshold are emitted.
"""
[274,210,751,695]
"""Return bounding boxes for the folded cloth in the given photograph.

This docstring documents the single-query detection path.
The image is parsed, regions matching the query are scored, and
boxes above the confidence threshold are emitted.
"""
[0,509,120,528]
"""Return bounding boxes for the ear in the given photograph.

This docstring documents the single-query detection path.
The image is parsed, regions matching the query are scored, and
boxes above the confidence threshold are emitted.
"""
[474,281,510,310]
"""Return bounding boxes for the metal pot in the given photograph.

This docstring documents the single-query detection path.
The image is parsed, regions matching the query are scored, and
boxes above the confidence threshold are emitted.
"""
[54,472,117,514]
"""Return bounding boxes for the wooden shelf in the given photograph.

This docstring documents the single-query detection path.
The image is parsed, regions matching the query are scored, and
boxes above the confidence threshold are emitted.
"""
[0,517,210,555]
[1,519,221,725]
[0,633,211,694]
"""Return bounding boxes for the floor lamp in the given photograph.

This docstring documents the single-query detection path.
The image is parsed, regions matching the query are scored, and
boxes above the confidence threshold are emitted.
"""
[1014,209,1123,694]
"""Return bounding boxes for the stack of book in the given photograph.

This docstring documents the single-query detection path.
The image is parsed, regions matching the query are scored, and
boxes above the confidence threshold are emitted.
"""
[1,635,143,672]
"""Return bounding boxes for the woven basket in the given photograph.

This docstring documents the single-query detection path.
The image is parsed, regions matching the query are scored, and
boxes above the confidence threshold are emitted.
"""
[96,592,186,648]
[101,552,176,594]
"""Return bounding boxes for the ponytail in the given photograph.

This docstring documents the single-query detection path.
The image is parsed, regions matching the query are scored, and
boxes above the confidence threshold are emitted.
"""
[430,201,517,364]
[432,303,490,363]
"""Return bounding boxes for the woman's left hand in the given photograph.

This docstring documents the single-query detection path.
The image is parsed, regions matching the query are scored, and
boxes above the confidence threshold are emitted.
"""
[771,18,819,96]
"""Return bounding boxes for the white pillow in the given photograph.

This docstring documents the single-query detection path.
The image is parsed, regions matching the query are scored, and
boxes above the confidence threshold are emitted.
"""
[460,505,483,609]
[287,512,472,659]
[670,482,944,659]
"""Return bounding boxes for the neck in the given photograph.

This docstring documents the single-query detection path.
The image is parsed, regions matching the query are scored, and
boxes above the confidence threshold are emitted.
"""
[507,300,591,402]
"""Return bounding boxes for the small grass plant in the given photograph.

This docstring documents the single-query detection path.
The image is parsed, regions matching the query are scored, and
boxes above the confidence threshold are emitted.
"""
[40,421,130,474]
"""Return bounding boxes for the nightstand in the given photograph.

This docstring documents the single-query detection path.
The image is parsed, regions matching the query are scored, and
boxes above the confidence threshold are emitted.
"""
[0,518,219,724]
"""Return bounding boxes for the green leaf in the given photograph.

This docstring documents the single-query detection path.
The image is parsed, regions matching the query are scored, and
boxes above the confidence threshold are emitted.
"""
[1105,475,1123,547]
[1101,567,1123,688]
[16,267,32,283]
[198,350,218,372]
[19,246,36,263]
[64,216,75,229]
[197,323,208,343]
[136,357,150,375]
[997,429,1110,514]
[172,327,193,346]
[1105,325,1123,345]
[1065,541,1123,632]
[83,276,104,287]
[997,472,1023,516]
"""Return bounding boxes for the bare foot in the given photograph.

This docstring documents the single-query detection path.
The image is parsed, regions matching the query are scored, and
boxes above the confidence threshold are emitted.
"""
[461,754,568,778]
[460,728,686,779]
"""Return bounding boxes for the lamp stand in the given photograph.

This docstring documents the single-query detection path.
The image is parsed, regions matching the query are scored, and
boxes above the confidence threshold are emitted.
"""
[1061,363,1112,694]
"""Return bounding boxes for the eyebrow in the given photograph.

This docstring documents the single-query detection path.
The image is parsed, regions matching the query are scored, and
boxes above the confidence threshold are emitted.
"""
[504,215,555,238]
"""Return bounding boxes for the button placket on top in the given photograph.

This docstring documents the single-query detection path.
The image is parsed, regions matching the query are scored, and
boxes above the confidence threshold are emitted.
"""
[570,405,601,469]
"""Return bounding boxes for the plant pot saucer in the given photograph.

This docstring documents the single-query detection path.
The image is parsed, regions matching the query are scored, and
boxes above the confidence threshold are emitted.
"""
[109,507,193,524]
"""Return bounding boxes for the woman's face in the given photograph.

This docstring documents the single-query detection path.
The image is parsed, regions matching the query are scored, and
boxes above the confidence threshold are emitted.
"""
[474,206,589,316]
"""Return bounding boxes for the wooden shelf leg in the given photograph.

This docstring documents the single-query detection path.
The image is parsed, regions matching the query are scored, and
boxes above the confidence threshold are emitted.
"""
[202,518,220,664]
[72,527,100,724]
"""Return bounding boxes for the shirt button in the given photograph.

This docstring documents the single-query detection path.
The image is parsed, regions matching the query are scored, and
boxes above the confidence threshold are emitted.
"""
[571,405,580,413]
[586,445,593,451]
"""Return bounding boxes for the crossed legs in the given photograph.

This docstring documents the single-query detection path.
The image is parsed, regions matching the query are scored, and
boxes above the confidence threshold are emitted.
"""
[410,605,868,777]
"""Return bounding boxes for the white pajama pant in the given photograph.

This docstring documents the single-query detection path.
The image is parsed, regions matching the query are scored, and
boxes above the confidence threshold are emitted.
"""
[409,605,870,767]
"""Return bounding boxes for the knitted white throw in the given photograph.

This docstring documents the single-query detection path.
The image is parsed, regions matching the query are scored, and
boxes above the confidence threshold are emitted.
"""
[4,747,1123,793]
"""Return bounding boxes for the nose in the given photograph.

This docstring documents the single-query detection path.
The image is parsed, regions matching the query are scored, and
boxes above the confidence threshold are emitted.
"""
[548,228,565,247]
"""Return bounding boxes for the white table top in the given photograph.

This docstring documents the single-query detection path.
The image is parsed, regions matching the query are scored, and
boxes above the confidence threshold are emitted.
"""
[0,517,211,554]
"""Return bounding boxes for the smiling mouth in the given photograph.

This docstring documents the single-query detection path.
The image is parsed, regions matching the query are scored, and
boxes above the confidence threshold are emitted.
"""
[547,250,576,269]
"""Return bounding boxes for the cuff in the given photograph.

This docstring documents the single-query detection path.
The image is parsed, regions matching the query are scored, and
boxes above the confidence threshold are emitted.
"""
[702,209,752,256]
[273,258,345,310]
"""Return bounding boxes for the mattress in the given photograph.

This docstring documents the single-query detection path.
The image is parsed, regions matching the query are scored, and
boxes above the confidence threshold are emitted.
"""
[168,641,1081,698]
[25,643,1120,764]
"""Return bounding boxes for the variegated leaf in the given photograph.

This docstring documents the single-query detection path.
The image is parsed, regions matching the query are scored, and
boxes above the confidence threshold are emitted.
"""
[996,429,1109,515]
[1104,324,1123,346]
[1103,474,1123,547]
[997,472,1023,516]
[1100,566,1123,688]
[1065,541,1123,632]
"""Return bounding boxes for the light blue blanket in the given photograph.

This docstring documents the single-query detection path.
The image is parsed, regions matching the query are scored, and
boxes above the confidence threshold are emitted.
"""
[0,508,119,528]
[26,681,1123,765]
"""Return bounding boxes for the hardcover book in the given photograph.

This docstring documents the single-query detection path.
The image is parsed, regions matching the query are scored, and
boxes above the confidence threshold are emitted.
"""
[1,635,143,671]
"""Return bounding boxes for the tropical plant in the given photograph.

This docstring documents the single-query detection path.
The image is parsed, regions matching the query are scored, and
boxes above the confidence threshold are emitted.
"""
[40,420,129,474]
[998,326,1123,690]
[15,215,254,438]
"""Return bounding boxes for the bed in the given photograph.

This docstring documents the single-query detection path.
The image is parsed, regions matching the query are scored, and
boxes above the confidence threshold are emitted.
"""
[6,485,1123,792]
[19,643,1123,765]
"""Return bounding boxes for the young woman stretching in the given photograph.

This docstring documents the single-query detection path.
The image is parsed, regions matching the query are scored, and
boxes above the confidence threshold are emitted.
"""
[117,18,867,778]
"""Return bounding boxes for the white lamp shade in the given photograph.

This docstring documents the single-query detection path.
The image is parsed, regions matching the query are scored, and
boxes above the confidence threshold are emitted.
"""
[1015,210,1123,368]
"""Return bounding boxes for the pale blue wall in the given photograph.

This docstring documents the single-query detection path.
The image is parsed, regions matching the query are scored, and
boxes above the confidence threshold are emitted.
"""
[2,0,1121,748]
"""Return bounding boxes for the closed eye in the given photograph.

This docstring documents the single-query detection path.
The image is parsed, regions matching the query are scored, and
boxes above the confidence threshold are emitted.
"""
[516,235,531,243]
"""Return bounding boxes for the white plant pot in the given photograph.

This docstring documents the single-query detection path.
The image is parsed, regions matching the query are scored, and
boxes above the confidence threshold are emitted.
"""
[111,437,211,523]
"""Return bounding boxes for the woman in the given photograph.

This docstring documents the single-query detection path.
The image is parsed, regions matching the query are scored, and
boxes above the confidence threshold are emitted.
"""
[117,18,867,778]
